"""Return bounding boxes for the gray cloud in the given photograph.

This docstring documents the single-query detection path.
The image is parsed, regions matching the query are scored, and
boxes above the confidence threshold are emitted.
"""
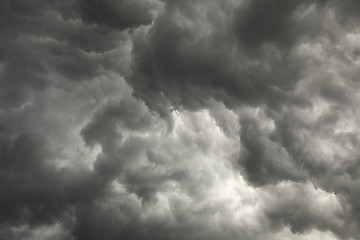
[77,0,157,31]
[2,0,360,240]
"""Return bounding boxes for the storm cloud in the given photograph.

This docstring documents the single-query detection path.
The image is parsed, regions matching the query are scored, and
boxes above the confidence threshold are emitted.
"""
[1,0,360,239]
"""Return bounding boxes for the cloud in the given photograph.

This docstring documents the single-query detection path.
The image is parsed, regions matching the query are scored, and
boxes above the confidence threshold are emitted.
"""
[2,0,360,240]
[76,0,159,31]
[129,0,310,117]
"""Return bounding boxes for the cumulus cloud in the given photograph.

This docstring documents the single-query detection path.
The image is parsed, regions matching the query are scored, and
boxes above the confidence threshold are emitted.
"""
[1,0,360,239]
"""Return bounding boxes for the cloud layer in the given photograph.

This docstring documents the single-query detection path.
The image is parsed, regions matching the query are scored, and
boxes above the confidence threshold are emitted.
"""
[1,0,360,239]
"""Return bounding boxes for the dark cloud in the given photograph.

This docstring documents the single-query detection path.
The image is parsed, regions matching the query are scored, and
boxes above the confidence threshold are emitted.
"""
[128,0,310,118]
[236,0,305,48]
[0,0,146,235]
[0,0,137,108]
[234,0,331,49]
[2,0,360,240]
[0,97,108,231]
[77,0,157,31]
[238,115,307,186]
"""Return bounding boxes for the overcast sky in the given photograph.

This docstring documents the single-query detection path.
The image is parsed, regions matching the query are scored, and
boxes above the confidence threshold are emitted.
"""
[1,0,360,239]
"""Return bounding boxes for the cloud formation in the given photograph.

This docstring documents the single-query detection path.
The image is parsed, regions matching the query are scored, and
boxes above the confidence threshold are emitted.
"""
[1,0,360,239]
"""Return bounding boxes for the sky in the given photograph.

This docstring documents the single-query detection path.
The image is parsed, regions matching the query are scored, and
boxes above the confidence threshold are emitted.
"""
[1,0,360,239]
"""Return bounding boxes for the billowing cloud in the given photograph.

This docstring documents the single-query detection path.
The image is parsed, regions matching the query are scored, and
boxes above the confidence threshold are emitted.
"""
[1,0,360,239]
